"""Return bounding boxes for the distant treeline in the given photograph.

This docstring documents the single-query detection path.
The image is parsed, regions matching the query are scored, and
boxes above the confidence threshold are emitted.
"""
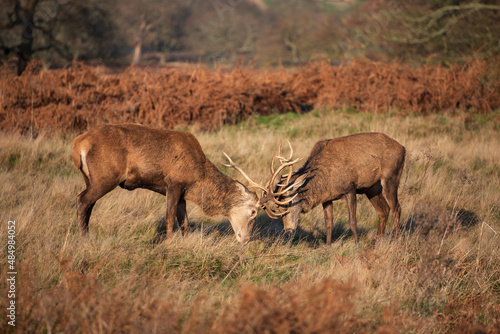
[1,0,500,74]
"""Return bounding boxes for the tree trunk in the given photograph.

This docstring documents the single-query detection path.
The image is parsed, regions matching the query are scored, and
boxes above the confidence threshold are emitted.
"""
[247,0,266,11]
[16,0,38,75]
[17,23,34,75]
[132,15,146,66]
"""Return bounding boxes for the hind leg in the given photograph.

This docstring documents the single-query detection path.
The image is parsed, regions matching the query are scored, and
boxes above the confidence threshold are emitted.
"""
[365,182,390,237]
[381,177,402,237]
[75,146,123,236]
[176,199,189,236]
[345,191,359,246]
[76,183,116,235]
[165,184,183,240]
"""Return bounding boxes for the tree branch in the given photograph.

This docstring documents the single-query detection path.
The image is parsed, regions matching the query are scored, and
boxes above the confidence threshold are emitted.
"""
[403,3,500,24]
[383,3,500,45]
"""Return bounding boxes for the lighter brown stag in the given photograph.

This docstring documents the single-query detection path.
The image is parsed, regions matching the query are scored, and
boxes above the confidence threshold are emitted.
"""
[72,124,260,244]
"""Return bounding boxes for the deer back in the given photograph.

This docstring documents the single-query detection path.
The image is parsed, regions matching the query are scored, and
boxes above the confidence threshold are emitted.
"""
[72,124,207,190]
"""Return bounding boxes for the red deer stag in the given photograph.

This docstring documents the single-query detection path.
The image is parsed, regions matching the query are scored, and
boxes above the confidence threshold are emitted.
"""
[72,124,260,244]
[259,133,406,246]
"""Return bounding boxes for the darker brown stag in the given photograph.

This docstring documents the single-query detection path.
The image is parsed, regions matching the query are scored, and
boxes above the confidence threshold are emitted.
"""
[259,133,406,246]
[72,124,260,244]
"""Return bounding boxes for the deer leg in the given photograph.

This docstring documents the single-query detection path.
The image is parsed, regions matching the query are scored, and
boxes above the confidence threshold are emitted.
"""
[345,191,359,246]
[165,184,182,240]
[365,183,390,237]
[382,177,402,238]
[370,194,390,237]
[322,201,334,246]
[176,198,189,236]
[76,189,93,235]
[76,184,115,235]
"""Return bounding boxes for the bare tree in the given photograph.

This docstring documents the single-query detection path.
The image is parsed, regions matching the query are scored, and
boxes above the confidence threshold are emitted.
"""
[0,0,115,74]
[131,14,146,65]
[115,0,190,66]
[369,1,500,61]
[0,0,69,74]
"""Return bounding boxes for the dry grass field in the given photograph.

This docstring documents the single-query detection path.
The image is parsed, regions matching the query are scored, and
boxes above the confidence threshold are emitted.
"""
[1,108,499,333]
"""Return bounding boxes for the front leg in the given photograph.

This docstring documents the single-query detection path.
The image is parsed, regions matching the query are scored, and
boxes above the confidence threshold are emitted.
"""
[322,201,334,246]
[165,184,183,240]
[345,191,359,246]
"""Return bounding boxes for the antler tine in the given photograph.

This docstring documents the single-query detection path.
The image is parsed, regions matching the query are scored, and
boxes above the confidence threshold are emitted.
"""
[269,151,277,176]
[283,165,293,188]
[260,140,304,220]
[268,157,303,196]
[266,141,285,189]
[285,139,293,160]
[275,139,294,187]
[273,178,303,196]
[223,152,268,194]
[276,139,293,162]
[277,141,283,157]
[272,192,298,205]
[264,204,290,219]
[264,206,281,219]
[260,157,301,209]
[267,139,293,186]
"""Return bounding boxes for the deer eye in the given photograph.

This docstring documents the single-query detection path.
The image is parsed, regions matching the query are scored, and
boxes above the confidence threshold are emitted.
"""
[250,209,257,217]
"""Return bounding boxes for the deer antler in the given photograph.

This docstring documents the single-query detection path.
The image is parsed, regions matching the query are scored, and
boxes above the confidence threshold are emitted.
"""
[276,139,294,162]
[276,140,295,187]
[260,140,305,217]
[223,152,268,195]
[223,148,303,219]
[264,157,303,198]
[266,139,294,187]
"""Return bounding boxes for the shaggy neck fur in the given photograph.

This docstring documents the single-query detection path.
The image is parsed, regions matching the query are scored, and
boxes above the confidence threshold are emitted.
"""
[185,159,240,218]
[292,163,332,213]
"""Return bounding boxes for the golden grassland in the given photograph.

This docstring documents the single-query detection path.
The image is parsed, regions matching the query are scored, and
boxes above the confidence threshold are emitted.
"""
[1,109,499,333]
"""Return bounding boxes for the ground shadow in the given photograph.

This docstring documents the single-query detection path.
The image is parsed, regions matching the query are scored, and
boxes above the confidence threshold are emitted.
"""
[253,215,372,248]
[455,208,480,228]
[252,214,319,248]
[151,216,250,244]
[151,213,375,247]
[402,203,480,237]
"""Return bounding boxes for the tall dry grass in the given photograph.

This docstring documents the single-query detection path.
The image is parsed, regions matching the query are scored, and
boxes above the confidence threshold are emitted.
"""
[0,109,499,333]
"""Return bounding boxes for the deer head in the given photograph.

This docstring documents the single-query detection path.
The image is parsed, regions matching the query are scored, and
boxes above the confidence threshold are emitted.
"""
[223,141,306,228]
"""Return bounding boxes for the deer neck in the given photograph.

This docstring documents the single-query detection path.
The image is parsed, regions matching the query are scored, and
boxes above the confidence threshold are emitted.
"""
[291,169,317,213]
[186,160,237,218]
[295,166,341,212]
